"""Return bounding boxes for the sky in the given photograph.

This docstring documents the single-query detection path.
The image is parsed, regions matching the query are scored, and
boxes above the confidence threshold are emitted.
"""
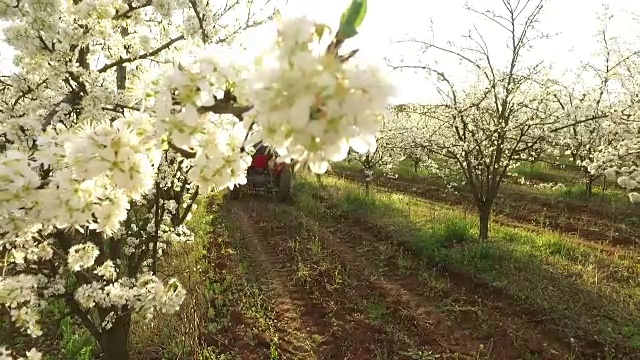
[281,0,640,103]
[1,0,640,104]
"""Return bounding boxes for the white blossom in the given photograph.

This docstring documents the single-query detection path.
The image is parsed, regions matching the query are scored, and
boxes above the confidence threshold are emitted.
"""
[0,1,394,358]
[67,243,100,271]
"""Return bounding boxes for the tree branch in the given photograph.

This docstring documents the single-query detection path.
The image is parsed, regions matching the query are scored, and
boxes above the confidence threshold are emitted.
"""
[97,35,185,73]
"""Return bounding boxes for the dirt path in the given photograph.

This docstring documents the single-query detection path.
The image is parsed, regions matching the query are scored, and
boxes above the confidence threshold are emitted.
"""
[225,197,488,358]
[210,194,617,359]
[276,204,488,358]
[282,205,586,359]
[334,170,640,249]
[223,201,336,358]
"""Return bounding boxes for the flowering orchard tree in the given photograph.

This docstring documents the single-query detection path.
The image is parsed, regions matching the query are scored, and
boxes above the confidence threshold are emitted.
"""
[550,12,639,196]
[389,0,553,241]
[585,16,640,202]
[0,0,395,359]
[588,102,640,203]
[389,0,607,241]
[403,146,431,174]
[346,110,404,193]
[588,112,640,203]
[391,103,444,177]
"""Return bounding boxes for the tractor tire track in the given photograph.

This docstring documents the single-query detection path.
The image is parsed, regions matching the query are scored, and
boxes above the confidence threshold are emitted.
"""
[224,200,330,358]
[228,198,457,358]
[226,199,399,359]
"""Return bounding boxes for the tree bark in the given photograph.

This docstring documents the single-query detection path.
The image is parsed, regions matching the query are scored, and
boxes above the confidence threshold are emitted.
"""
[413,158,420,173]
[478,202,492,241]
[585,177,594,197]
[364,179,370,195]
[100,313,131,360]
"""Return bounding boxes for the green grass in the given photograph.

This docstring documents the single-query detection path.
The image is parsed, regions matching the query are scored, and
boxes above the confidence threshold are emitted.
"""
[334,159,636,220]
[131,195,219,358]
[392,158,437,179]
[295,175,640,352]
[553,183,628,202]
[0,299,97,360]
[512,161,581,184]
[511,161,632,202]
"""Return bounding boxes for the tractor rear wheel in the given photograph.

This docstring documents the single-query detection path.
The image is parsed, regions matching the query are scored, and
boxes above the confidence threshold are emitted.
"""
[276,164,291,202]
[229,185,241,200]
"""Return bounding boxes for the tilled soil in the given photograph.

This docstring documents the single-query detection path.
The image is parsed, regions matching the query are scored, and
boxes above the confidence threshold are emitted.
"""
[209,195,611,359]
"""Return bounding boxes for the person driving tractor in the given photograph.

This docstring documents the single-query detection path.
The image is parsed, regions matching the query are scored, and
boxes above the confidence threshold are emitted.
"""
[250,142,273,171]
[229,141,292,202]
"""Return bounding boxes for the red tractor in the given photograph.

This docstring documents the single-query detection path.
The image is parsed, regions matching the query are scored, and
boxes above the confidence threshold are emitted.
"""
[228,144,292,202]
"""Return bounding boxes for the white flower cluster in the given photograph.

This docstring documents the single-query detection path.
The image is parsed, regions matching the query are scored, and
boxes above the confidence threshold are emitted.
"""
[67,243,100,272]
[0,347,42,360]
[589,119,640,203]
[346,110,406,177]
[188,118,252,192]
[533,182,566,191]
[244,17,396,173]
[0,1,394,356]
[155,46,246,148]
[0,275,41,337]
[65,117,160,199]
[160,224,194,244]
[615,172,640,203]
[74,274,186,320]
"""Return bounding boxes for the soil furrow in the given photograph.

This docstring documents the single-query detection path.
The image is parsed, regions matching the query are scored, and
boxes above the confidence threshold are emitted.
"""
[225,201,330,358]
[226,199,404,359]
[278,204,486,357]
[285,204,576,359]
[214,184,634,359]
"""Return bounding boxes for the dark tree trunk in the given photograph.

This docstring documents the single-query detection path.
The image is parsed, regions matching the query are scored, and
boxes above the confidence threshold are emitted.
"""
[100,312,131,360]
[363,157,373,195]
[477,201,492,241]
[413,159,420,173]
[585,177,594,197]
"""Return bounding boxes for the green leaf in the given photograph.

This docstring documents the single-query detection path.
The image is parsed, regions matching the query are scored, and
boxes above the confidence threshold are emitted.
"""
[314,23,329,40]
[337,0,367,40]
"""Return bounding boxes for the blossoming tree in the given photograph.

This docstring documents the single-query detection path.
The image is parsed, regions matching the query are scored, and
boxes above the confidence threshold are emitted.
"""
[584,11,640,202]
[550,10,639,196]
[388,0,552,240]
[391,103,443,176]
[588,61,640,202]
[0,0,395,359]
[389,0,608,241]
[346,110,404,193]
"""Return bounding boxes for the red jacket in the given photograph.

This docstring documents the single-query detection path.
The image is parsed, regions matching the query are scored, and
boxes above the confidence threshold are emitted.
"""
[251,154,269,169]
